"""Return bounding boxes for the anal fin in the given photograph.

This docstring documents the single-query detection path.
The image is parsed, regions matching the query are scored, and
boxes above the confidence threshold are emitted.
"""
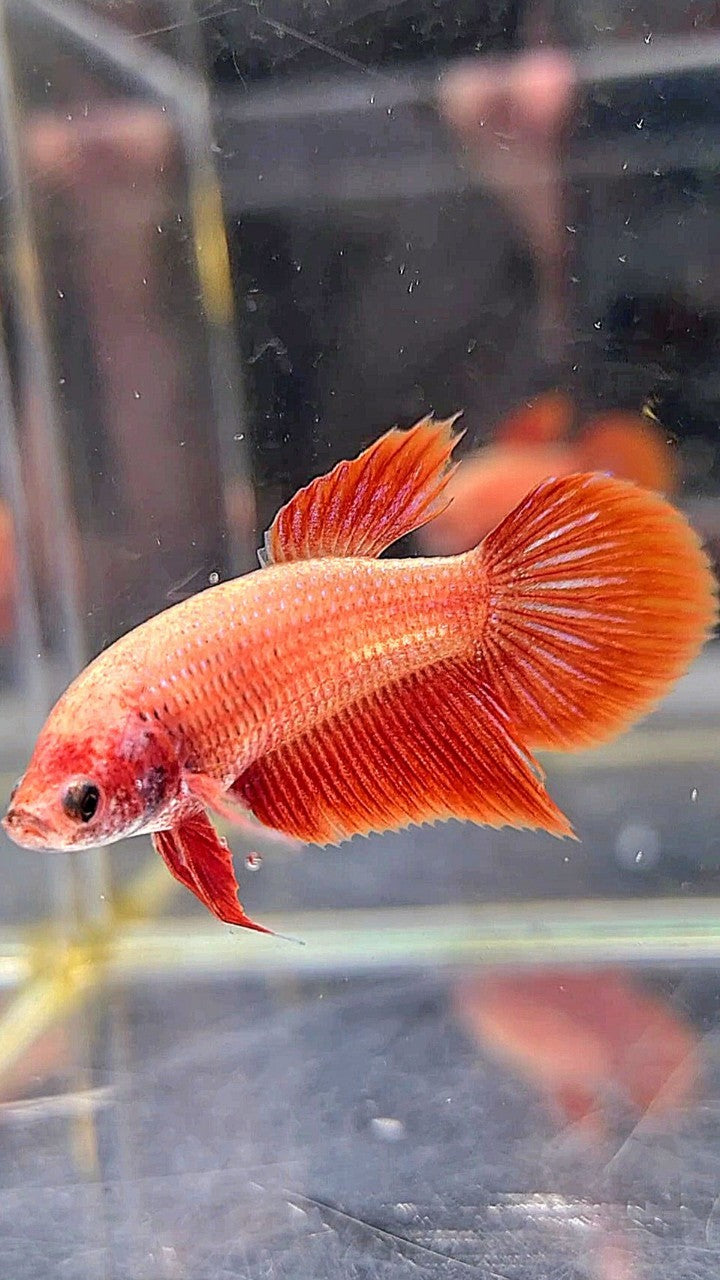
[231,658,573,846]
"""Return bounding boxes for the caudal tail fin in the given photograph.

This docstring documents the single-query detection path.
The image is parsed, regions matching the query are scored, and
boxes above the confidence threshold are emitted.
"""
[475,472,717,752]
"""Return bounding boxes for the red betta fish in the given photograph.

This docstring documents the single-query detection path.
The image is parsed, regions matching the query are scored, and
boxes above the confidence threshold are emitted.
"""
[3,418,717,934]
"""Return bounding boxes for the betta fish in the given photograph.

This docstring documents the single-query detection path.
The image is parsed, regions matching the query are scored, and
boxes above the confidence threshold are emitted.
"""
[419,393,678,556]
[3,417,717,934]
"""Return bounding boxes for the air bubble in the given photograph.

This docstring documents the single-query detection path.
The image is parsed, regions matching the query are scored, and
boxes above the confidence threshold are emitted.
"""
[208,571,220,585]
[245,852,262,870]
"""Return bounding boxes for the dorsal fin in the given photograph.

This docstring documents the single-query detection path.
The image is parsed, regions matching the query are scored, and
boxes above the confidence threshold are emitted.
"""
[259,414,463,566]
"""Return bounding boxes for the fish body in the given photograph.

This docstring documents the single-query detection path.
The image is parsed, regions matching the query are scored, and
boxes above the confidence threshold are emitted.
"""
[30,551,471,819]
[4,416,717,934]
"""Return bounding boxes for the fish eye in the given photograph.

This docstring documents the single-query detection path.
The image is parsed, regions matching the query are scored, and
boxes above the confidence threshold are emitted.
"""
[62,779,101,824]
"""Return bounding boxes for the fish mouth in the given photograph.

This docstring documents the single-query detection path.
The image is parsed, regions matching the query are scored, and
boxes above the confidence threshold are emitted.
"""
[2,807,54,849]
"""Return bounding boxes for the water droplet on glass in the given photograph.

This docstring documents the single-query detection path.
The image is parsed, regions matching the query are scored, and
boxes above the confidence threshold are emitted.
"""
[245,852,262,870]
[208,571,220,585]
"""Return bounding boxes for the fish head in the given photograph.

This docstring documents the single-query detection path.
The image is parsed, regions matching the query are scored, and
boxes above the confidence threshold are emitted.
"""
[3,704,183,852]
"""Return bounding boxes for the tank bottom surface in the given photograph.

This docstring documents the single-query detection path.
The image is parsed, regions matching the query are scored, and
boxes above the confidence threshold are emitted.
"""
[1,958,720,1280]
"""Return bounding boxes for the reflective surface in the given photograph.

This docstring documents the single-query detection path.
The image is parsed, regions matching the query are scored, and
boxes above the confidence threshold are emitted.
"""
[3,960,720,1279]
[0,1,719,1276]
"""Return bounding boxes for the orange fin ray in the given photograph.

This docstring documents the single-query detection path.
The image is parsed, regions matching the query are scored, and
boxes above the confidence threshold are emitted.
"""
[478,471,718,751]
[259,414,463,566]
[231,658,573,846]
[184,771,301,849]
[152,811,274,934]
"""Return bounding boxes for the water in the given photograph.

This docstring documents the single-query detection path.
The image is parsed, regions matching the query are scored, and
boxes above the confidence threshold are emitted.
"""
[0,2,719,1277]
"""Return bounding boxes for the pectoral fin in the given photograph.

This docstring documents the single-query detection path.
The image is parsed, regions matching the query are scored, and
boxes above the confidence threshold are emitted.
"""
[184,771,300,849]
[152,810,273,934]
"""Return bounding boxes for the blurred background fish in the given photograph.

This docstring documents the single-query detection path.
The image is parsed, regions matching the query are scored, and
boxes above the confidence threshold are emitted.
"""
[418,390,678,556]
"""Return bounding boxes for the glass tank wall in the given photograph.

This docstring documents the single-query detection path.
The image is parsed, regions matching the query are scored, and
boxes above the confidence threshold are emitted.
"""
[0,2,718,1277]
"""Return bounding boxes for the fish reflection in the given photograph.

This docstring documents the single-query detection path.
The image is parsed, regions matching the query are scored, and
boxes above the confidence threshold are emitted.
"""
[455,968,697,1140]
[419,391,677,556]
